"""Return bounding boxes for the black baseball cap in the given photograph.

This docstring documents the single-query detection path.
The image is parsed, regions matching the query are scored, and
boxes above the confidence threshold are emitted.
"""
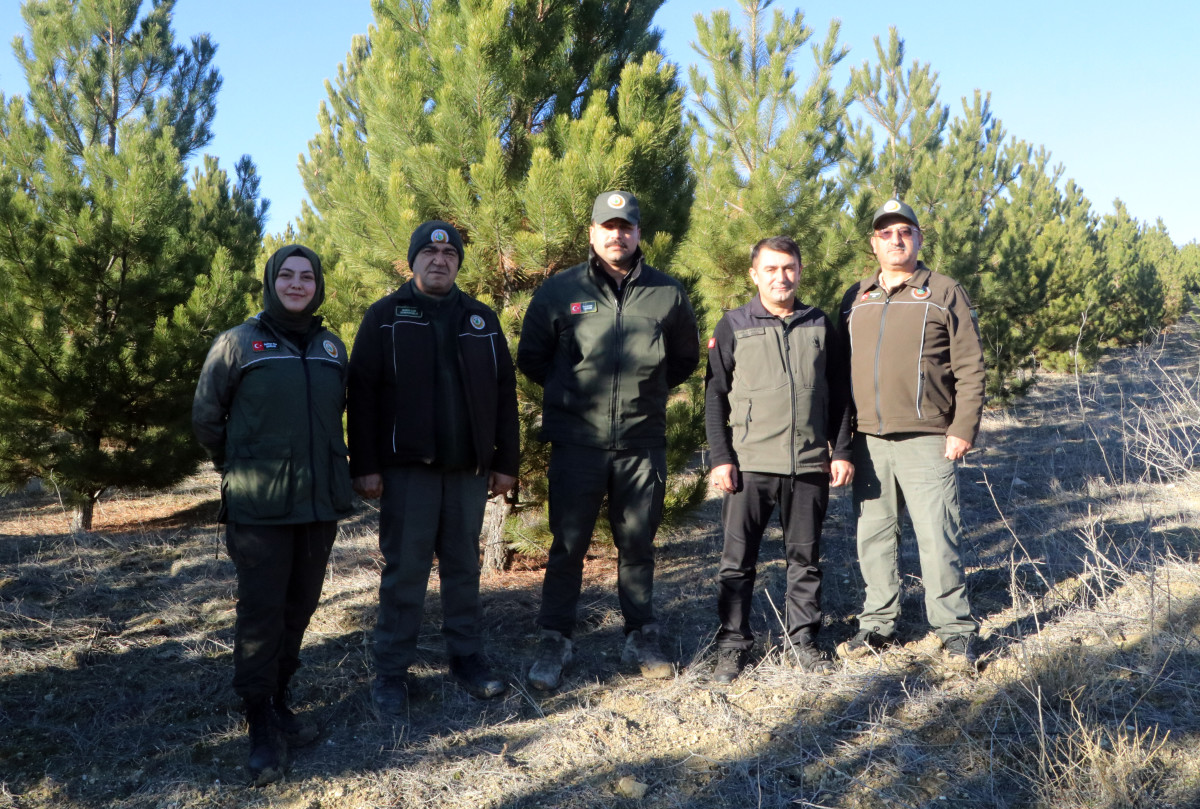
[592,191,640,225]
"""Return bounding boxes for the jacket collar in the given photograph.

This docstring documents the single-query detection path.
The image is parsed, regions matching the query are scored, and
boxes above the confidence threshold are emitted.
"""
[861,261,931,292]
[747,294,811,321]
[588,246,645,288]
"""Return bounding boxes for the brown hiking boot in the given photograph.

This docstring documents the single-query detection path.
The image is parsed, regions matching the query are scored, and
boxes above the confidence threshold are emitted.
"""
[787,642,836,674]
[836,629,899,660]
[712,648,748,684]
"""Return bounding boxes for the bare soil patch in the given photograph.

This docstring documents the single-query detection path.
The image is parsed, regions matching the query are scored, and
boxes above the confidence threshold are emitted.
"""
[5,319,1200,807]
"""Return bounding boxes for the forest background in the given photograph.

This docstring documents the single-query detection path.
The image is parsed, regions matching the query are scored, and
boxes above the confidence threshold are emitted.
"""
[1,0,1199,541]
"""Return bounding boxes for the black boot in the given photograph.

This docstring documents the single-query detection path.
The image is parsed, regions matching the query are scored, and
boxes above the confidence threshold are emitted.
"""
[245,699,287,786]
[272,682,319,746]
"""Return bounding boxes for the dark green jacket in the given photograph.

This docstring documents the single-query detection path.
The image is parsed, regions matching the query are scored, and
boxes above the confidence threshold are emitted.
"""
[705,296,852,475]
[193,314,353,524]
[516,249,700,449]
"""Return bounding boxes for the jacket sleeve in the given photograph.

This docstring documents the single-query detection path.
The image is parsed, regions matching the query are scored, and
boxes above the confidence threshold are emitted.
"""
[665,288,701,388]
[837,285,860,432]
[492,327,522,478]
[347,304,385,477]
[946,284,987,444]
[515,286,555,386]
[703,317,737,469]
[824,318,853,462]
[192,330,240,472]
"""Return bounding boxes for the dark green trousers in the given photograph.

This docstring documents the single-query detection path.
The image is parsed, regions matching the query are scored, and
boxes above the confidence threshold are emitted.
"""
[373,465,489,675]
[537,444,666,637]
[225,521,337,702]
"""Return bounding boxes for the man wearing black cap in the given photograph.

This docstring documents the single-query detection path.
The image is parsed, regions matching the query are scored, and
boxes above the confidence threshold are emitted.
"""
[837,199,986,671]
[517,191,700,691]
[348,220,520,715]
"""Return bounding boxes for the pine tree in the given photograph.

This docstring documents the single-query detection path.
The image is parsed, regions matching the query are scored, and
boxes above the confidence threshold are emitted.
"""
[299,0,697,566]
[1030,178,1107,373]
[678,0,856,322]
[1095,200,1163,346]
[0,0,264,530]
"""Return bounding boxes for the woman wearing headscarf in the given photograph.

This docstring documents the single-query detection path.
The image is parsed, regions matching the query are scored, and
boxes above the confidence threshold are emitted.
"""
[193,245,352,785]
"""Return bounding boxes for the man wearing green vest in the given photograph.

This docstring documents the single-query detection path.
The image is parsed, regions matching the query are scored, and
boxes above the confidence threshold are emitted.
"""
[704,235,853,683]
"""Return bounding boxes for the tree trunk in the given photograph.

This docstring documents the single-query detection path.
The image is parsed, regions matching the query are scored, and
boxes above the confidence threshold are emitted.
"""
[70,498,95,534]
[480,494,511,575]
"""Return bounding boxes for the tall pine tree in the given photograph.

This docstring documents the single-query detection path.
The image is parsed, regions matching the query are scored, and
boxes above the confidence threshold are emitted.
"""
[0,0,264,530]
[299,0,699,564]
[678,0,856,322]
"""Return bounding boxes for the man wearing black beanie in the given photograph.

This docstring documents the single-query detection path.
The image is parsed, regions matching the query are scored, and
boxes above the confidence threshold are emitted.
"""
[347,220,520,716]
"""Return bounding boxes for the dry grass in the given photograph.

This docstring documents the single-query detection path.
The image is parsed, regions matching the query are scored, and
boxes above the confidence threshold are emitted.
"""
[5,318,1200,808]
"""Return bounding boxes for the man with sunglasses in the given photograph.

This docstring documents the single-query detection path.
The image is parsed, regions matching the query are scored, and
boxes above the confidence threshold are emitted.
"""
[837,199,986,671]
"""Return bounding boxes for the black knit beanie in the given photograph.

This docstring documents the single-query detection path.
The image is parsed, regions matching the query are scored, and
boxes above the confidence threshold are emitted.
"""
[407,220,464,268]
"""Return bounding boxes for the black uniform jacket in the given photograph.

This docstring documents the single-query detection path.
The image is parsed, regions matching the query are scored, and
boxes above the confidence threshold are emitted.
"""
[347,281,520,478]
[516,249,700,450]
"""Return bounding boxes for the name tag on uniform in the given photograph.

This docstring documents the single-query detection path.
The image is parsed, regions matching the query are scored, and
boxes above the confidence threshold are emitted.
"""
[395,306,422,318]
[734,327,767,339]
[570,301,597,314]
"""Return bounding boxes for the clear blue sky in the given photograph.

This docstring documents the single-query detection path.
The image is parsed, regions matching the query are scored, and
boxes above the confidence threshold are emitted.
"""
[2,1,1197,245]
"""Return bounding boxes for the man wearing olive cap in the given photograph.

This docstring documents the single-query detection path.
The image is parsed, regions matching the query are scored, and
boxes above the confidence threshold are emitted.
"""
[517,191,700,690]
[348,220,520,714]
[837,199,986,671]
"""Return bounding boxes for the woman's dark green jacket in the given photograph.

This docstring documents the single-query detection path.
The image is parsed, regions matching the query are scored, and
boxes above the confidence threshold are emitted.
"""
[193,314,352,524]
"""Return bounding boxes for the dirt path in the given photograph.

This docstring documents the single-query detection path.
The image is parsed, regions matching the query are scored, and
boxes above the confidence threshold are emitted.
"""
[4,320,1200,808]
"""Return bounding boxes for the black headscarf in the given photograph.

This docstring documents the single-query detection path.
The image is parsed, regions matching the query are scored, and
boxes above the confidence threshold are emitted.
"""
[261,244,325,333]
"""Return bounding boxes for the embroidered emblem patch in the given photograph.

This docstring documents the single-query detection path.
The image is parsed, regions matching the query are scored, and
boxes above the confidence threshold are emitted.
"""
[431,228,449,243]
[607,194,626,209]
[866,290,883,300]
[912,286,931,300]
[570,301,598,314]
[323,339,338,359]
[395,306,422,318]
[252,341,278,352]
[883,199,901,212]
[470,314,485,330]
[707,336,716,350]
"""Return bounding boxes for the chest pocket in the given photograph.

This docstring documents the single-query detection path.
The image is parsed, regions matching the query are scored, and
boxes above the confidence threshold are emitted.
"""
[732,327,786,392]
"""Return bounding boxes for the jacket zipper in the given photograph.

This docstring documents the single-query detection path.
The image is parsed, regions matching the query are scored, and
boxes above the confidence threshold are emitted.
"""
[783,321,797,474]
[873,296,889,434]
[301,344,319,523]
[609,285,624,448]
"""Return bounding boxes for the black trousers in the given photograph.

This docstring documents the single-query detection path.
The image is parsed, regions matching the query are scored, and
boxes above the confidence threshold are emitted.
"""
[538,444,666,637]
[225,521,337,703]
[716,471,828,650]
